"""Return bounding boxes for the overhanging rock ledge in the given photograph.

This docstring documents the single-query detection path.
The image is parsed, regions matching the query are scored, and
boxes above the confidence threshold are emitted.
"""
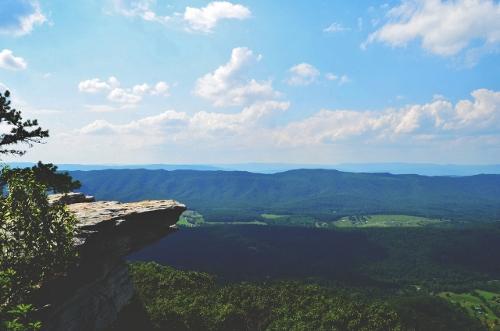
[38,194,186,331]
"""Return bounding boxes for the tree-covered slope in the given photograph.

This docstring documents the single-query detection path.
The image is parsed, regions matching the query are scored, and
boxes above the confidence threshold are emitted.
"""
[70,169,500,221]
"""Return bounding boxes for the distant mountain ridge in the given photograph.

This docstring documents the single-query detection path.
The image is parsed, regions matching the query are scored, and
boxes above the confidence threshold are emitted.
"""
[5,162,500,176]
[70,168,500,222]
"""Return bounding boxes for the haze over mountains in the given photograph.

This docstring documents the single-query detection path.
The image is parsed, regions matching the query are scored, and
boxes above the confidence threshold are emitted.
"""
[6,162,500,176]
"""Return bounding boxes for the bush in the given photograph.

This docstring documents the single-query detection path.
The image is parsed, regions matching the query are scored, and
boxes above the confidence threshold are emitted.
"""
[0,169,77,329]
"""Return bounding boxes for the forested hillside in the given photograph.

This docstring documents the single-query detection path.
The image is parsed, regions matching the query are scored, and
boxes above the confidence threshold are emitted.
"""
[71,169,500,221]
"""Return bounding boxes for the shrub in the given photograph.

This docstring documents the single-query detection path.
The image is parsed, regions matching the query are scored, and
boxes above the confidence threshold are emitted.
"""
[0,169,77,329]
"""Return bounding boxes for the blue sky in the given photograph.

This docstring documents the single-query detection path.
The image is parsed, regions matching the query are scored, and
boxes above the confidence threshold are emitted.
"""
[1,0,500,164]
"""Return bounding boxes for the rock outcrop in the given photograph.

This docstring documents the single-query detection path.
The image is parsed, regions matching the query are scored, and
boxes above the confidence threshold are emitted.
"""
[38,195,186,331]
[48,192,95,205]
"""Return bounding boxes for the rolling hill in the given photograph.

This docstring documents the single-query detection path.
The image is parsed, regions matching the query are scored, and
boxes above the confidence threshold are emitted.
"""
[70,169,500,222]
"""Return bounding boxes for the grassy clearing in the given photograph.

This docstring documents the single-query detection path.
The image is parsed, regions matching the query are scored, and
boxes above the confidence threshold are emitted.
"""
[181,212,451,229]
[438,290,500,330]
[261,213,289,220]
[334,215,445,228]
[178,211,267,227]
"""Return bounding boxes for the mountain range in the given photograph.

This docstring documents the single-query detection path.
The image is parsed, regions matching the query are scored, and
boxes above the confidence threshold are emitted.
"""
[70,169,500,222]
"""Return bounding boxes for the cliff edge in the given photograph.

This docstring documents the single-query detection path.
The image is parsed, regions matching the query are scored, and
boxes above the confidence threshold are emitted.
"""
[37,193,186,331]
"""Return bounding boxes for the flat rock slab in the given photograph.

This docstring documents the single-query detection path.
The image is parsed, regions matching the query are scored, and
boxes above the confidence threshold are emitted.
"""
[67,200,186,229]
[49,192,95,205]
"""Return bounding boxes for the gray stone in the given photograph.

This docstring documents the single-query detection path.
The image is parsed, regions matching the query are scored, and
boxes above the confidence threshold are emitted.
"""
[48,192,95,205]
[39,197,186,331]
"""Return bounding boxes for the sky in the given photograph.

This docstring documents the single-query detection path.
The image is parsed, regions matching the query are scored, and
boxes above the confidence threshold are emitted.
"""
[1,0,500,165]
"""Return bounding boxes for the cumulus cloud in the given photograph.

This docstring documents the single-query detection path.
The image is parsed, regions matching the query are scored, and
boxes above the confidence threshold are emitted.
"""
[80,101,289,137]
[78,76,170,108]
[107,88,143,104]
[79,110,189,136]
[0,0,47,36]
[109,0,170,24]
[286,63,320,86]
[183,1,251,33]
[194,47,280,107]
[0,49,27,70]
[363,0,500,59]
[323,22,349,33]
[277,89,500,146]
[151,81,170,96]
[75,89,500,153]
[78,77,117,93]
[109,1,250,33]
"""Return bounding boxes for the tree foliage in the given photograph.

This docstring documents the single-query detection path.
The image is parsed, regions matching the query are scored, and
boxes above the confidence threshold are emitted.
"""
[0,91,49,156]
[0,169,77,328]
[0,90,81,330]
[1,162,81,194]
[123,262,403,331]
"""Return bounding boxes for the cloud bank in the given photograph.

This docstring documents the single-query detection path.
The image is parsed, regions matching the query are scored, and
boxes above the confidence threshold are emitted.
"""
[74,89,500,155]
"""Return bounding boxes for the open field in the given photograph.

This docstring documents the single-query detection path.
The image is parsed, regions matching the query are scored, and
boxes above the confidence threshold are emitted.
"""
[439,290,500,330]
[178,210,266,227]
[180,212,458,229]
[334,214,447,228]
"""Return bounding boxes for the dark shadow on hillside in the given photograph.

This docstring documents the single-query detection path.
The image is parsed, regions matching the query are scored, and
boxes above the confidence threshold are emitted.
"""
[128,225,386,285]
[128,224,500,291]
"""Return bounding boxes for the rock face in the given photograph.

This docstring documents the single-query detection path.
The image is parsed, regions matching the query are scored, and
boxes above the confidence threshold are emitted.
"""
[38,195,186,331]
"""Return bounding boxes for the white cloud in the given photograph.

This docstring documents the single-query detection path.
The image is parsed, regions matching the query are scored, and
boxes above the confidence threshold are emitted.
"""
[0,0,47,36]
[0,49,27,70]
[109,0,170,24]
[287,63,320,86]
[277,89,500,146]
[77,101,289,147]
[364,0,500,58]
[76,89,500,153]
[194,47,280,107]
[131,83,150,95]
[109,1,250,33]
[189,101,290,136]
[323,22,349,33]
[107,88,143,104]
[78,77,115,93]
[151,81,170,96]
[78,76,170,108]
[55,88,500,163]
[79,110,189,136]
[183,1,251,33]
